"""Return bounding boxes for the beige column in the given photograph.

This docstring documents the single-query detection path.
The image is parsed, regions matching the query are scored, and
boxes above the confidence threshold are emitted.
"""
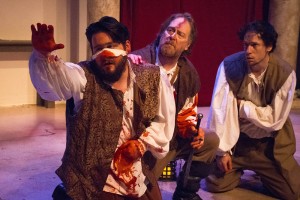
[269,0,300,70]
[87,0,120,24]
[86,0,120,57]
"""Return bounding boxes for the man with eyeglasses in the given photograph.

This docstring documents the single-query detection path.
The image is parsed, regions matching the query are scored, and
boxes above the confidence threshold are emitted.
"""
[129,13,219,200]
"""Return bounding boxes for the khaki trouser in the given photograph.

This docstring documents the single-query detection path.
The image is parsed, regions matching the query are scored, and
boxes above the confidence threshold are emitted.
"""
[153,130,219,179]
[205,133,300,200]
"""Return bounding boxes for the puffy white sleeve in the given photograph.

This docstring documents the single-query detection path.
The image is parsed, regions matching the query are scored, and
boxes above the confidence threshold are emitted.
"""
[29,49,87,110]
[206,62,240,155]
[239,71,296,132]
[139,71,176,159]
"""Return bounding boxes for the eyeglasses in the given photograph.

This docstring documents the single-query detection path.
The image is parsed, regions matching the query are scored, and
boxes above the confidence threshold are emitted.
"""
[165,27,187,40]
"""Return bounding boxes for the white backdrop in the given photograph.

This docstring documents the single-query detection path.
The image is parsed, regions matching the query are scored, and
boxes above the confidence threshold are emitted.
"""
[0,0,87,107]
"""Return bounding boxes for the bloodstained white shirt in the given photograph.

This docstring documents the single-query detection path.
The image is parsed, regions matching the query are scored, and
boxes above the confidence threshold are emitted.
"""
[155,51,198,131]
[29,50,176,197]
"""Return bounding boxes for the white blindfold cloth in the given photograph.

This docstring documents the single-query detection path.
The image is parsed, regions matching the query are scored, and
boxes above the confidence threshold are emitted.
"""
[92,48,127,60]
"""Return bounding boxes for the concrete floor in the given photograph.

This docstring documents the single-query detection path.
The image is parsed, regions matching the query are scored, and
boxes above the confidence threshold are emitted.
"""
[0,104,299,200]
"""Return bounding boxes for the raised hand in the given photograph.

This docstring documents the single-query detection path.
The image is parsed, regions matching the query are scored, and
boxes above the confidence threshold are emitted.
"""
[31,23,64,56]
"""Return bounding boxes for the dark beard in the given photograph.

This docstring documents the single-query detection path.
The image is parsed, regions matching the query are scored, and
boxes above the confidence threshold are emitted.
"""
[94,56,127,83]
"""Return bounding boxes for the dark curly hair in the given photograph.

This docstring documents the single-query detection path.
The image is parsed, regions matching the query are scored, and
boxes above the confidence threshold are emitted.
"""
[85,16,130,49]
[154,12,197,56]
[238,20,278,52]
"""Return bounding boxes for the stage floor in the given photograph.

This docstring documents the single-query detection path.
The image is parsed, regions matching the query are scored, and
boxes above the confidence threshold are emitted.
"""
[1,104,299,200]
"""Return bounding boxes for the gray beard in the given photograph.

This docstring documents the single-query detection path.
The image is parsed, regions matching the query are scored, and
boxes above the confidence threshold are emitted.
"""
[160,44,177,58]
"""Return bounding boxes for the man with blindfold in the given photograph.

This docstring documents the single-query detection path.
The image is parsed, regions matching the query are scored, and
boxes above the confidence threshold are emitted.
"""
[29,16,175,200]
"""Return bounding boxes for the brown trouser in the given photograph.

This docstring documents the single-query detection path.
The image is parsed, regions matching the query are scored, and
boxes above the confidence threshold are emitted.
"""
[205,133,300,200]
[152,130,220,179]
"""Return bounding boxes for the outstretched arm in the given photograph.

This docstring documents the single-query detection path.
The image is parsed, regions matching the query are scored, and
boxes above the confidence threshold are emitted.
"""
[29,23,86,108]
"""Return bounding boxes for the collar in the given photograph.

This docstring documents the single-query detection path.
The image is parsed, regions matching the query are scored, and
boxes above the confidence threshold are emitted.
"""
[248,67,267,85]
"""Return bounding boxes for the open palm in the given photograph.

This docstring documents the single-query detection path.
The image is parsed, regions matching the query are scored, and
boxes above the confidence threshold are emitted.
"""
[31,23,64,55]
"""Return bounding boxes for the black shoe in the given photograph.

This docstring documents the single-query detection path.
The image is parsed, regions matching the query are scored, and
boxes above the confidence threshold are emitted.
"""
[172,189,202,200]
[52,183,72,200]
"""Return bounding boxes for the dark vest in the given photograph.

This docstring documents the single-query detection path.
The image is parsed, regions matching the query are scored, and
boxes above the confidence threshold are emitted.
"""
[224,51,300,194]
[224,51,292,105]
[132,43,200,150]
[56,60,160,199]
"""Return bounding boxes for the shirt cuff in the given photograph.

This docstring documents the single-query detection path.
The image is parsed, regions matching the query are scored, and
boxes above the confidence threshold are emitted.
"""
[238,99,247,118]
[137,139,147,155]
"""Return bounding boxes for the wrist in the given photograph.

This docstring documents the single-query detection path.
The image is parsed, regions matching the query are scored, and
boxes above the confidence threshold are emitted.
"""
[216,151,231,157]
[185,125,197,138]
[33,48,51,58]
